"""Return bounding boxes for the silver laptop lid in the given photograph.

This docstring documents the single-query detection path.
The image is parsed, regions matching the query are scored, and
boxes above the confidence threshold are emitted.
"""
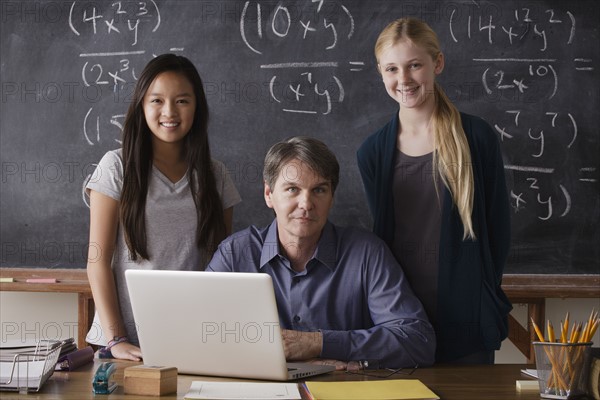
[125,270,290,380]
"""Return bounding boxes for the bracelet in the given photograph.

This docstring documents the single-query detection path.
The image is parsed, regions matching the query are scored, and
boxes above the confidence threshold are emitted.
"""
[106,336,129,350]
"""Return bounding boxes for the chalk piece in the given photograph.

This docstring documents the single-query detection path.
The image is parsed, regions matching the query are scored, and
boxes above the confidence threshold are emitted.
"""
[0,277,15,283]
[516,380,539,392]
[26,278,57,283]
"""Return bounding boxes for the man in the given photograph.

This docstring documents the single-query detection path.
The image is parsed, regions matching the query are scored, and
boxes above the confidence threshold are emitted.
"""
[207,136,435,369]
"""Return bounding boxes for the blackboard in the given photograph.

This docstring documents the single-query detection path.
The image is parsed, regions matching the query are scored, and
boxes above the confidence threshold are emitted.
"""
[1,0,598,274]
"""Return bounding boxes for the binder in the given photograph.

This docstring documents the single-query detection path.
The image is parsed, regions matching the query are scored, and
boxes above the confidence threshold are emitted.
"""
[55,346,94,371]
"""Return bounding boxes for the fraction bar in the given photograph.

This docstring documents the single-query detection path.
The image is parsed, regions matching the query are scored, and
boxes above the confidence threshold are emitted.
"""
[504,165,554,173]
[261,62,339,69]
[283,109,318,114]
[80,51,146,57]
[473,58,557,62]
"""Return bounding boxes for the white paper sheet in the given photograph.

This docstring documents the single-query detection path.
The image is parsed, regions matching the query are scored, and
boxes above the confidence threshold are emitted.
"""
[184,381,301,400]
[0,360,46,388]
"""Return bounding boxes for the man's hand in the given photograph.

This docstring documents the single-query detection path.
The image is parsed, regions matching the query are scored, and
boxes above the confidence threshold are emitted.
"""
[307,359,363,371]
[281,329,322,361]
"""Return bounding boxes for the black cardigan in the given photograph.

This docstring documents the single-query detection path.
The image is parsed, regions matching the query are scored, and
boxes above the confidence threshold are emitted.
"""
[357,111,512,362]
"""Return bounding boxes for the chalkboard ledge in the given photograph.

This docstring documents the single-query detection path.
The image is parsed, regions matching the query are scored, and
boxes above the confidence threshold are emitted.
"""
[0,268,92,350]
[502,274,600,299]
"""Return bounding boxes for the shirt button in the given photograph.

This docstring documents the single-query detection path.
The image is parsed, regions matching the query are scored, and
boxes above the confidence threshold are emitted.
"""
[293,315,301,322]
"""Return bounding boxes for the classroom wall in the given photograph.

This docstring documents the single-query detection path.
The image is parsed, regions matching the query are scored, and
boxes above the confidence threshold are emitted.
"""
[1,292,597,363]
[0,292,78,344]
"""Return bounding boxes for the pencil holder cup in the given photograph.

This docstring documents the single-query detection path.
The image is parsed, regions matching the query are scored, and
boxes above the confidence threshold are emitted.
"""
[534,341,593,399]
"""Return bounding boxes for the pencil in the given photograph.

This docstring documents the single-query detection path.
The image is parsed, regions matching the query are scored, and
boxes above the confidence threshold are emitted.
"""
[561,312,569,343]
[547,320,556,343]
[571,322,582,343]
[580,322,590,343]
[583,310,598,342]
[581,312,598,343]
[531,318,545,342]
[588,317,599,341]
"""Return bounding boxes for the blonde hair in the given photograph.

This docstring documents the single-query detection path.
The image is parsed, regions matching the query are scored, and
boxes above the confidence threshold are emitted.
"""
[375,18,475,239]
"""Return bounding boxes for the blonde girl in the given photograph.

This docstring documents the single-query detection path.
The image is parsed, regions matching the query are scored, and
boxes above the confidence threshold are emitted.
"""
[357,18,511,363]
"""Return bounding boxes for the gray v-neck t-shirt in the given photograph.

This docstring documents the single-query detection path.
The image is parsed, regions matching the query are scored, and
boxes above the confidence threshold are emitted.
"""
[85,149,241,345]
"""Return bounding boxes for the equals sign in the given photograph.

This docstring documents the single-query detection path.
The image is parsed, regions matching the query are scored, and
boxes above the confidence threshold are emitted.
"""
[579,167,597,182]
[574,58,593,71]
[349,61,365,71]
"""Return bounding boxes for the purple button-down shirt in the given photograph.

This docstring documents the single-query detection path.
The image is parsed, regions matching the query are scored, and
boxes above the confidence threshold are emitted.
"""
[207,220,435,368]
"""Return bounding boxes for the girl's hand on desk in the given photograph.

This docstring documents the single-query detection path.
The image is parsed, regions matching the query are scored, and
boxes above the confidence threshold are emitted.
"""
[110,342,143,361]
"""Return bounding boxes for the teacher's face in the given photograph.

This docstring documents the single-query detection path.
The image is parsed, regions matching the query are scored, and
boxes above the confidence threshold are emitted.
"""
[264,159,334,246]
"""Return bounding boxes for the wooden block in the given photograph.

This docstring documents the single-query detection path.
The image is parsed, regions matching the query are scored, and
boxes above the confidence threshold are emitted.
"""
[124,365,178,396]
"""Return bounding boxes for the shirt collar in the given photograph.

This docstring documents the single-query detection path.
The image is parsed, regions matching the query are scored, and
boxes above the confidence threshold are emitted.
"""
[259,220,281,269]
[313,221,337,271]
[259,220,338,271]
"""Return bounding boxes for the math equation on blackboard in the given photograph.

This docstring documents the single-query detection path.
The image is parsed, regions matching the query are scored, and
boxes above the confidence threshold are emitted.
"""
[66,0,598,224]
[445,2,597,222]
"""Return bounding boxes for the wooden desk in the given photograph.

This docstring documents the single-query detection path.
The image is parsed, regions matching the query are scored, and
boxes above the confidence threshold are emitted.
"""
[4,360,541,400]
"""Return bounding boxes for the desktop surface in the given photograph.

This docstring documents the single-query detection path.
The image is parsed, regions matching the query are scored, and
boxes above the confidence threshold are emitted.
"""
[2,359,543,400]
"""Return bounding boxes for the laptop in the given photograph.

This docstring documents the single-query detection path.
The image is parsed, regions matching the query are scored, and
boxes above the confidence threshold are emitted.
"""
[125,269,335,380]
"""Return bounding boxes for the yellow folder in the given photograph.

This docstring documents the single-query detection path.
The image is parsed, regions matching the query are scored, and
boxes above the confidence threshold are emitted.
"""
[305,379,439,400]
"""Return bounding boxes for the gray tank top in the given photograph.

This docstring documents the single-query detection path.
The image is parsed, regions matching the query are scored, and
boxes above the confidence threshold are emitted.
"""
[391,149,443,323]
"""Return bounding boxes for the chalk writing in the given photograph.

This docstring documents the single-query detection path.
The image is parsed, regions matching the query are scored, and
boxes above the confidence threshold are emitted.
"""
[69,1,182,151]
[80,57,139,92]
[240,1,354,54]
[82,107,125,146]
[495,111,578,153]
[240,0,362,115]
[69,0,160,44]
[446,4,599,223]
[500,108,595,220]
[476,60,558,100]
[449,4,575,50]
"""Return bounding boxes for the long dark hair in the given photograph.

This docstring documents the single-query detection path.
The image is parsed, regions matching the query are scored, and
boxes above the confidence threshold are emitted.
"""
[120,54,225,261]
